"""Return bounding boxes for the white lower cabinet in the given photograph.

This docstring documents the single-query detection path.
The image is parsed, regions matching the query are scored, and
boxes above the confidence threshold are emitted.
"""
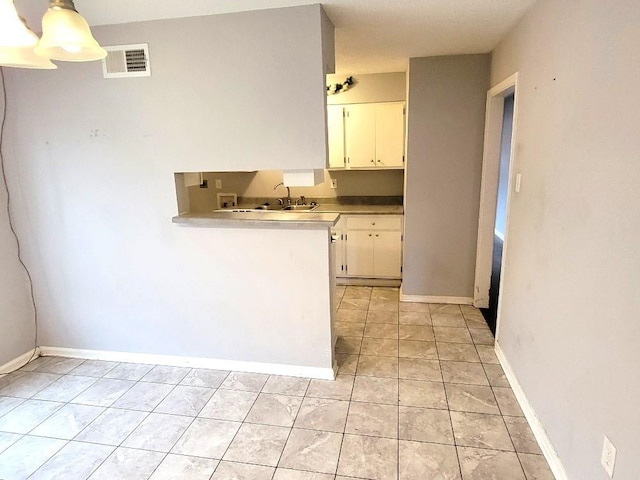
[335,214,403,279]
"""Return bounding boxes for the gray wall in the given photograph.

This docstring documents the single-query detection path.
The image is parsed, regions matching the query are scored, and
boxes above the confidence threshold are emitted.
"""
[403,55,489,298]
[9,5,330,174]
[1,6,337,371]
[0,74,34,366]
[492,0,640,478]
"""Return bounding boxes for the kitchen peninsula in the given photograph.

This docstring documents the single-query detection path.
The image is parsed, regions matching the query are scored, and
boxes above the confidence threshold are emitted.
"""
[171,207,340,380]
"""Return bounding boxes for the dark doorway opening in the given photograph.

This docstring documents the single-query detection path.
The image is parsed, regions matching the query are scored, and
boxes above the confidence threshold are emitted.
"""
[480,94,514,334]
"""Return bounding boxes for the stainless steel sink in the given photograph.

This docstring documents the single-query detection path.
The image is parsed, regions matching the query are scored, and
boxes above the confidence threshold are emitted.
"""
[280,204,318,211]
[216,204,319,213]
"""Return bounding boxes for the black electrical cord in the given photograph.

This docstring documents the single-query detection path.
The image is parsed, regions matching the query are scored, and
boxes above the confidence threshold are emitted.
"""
[0,66,39,374]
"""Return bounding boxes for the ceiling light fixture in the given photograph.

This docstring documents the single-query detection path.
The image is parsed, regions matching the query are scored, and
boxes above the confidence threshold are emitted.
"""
[0,0,37,47]
[0,0,106,69]
[0,18,57,69]
[35,0,107,62]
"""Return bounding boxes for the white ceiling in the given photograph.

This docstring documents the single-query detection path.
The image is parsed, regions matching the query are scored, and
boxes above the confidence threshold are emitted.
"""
[15,0,537,73]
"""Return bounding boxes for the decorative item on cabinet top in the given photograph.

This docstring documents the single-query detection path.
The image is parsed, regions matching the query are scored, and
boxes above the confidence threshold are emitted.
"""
[327,101,406,170]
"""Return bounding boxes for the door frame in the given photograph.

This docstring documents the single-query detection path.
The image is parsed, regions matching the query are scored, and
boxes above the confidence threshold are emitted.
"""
[473,73,519,336]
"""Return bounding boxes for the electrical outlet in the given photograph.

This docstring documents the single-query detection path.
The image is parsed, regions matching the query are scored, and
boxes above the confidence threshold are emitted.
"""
[601,435,617,478]
[215,179,222,189]
[330,178,338,189]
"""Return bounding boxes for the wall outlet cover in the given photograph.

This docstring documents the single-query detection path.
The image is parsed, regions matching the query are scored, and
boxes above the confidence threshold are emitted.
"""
[215,179,223,189]
[331,179,338,189]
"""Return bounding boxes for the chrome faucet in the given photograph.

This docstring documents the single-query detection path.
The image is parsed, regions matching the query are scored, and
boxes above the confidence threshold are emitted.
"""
[274,182,292,205]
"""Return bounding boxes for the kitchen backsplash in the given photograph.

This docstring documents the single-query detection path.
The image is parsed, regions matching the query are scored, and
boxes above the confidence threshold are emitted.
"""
[182,169,404,213]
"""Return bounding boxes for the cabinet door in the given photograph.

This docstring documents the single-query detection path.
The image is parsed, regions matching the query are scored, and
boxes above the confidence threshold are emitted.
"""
[375,102,405,167]
[373,231,403,278]
[327,105,345,168]
[345,103,376,168]
[346,230,375,277]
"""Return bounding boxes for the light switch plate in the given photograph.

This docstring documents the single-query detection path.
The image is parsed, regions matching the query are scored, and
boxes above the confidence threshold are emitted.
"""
[215,179,223,189]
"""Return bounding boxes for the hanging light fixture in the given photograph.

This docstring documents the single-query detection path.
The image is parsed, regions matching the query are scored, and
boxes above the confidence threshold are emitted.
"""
[0,17,57,69]
[35,0,107,62]
[0,0,38,48]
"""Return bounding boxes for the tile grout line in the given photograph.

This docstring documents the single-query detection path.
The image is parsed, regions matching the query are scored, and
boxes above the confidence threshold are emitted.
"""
[270,374,312,479]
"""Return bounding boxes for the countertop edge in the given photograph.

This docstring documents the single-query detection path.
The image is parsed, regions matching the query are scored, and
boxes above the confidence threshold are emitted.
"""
[172,212,340,229]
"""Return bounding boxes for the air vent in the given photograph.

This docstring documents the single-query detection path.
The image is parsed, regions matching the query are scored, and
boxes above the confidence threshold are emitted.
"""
[102,44,151,79]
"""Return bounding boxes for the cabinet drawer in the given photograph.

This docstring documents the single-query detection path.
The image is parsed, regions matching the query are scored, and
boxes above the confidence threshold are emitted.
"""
[346,215,402,231]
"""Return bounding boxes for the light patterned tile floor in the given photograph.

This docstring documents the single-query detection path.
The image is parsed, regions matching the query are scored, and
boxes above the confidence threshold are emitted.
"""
[0,287,555,480]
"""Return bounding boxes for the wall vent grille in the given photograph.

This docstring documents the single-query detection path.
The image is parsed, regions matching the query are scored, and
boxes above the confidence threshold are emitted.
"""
[102,44,151,78]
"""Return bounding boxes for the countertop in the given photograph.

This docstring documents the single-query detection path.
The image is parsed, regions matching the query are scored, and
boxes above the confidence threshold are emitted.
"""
[172,211,340,228]
[313,204,403,215]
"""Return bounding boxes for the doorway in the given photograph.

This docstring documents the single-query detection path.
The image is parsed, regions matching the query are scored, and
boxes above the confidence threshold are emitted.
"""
[473,73,519,337]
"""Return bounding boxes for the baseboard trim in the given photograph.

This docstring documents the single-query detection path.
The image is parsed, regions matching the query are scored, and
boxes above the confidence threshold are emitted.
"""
[39,347,335,380]
[0,348,40,375]
[399,290,473,305]
[495,341,568,480]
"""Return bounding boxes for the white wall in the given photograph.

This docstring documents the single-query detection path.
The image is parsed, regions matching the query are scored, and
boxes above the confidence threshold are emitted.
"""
[403,55,489,299]
[2,6,336,373]
[492,1,640,478]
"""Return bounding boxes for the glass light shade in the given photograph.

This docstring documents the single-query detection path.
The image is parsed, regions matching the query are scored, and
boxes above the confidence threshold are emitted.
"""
[0,25,57,69]
[35,7,107,61]
[0,0,38,47]
[0,46,58,69]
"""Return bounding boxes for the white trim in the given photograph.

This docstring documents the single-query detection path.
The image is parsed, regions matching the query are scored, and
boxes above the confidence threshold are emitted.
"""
[38,347,335,380]
[0,348,40,374]
[399,291,473,305]
[495,341,568,480]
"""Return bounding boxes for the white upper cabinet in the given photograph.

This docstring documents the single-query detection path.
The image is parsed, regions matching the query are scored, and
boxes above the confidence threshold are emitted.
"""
[336,101,405,170]
[374,103,405,167]
[327,105,346,168]
[344,103,377,168]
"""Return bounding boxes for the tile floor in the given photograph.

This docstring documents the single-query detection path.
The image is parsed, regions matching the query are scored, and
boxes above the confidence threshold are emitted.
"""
[0,286,555,480]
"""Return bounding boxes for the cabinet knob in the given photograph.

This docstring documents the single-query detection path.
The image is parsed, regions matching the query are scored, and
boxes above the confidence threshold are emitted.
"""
[370,159,375,163]
[375,234,379,237]
[368,234,372,237]
[377,159,381,163]
[371,222,376,226]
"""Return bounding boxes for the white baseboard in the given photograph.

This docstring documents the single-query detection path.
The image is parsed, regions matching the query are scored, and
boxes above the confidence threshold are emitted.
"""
[495,341,568,480]
[38,346,335,380]
[0,348,40,375]
[399,290,473,305]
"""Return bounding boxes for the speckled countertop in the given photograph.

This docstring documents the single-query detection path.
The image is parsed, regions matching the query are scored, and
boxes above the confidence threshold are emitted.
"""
[313,204,403,215]
[172,211,340,228]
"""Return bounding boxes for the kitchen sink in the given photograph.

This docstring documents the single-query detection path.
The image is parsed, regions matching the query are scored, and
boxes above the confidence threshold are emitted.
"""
[280,204,318,211]
[216,203,319,213]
